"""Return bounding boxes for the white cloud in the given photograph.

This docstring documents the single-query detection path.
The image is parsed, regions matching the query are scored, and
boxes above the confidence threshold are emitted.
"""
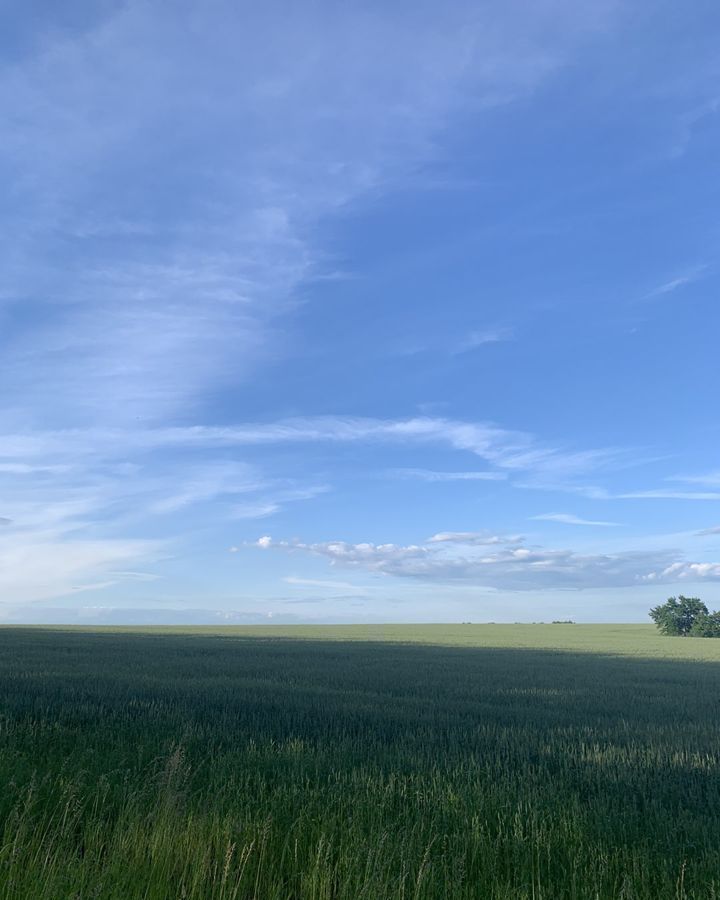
[146,462,268,515]
[0,416,623,489]
[0,0,616,428]
[3,403,718,605]
[670,471,720,488]
[521,481,720,502]
[230,502,285,520]
[0,463,72,475]
[5,0,696,612]
[231,485,330,520]
[531,513,621,527]
[0,530,163,603]
[453,327,514,353]
[389,468,506,482]
[0,407,640,606]
[0,442,328,603]
[641,562,720,582]
[642,264,709,300]
[283,576,365,591]
[618,490,720,501]
[427,531,524,545]
[89,415,617,478]
[253,533,720,590]
[696,526,720,536]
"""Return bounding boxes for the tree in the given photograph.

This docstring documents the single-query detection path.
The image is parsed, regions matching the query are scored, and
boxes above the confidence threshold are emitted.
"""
[649,596,708,636]
[690,611,720,637]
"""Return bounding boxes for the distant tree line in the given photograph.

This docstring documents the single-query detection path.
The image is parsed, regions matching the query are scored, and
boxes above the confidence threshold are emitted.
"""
[649,596,720,637]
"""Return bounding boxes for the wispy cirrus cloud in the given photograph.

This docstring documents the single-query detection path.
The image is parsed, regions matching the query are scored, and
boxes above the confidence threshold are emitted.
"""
[0,415,624,479]
[0,529,164,604]
[0,0,616,428]
[641,264,709,300]
[452,327,515,354]
[0,407,647,605]
[618,490,720,501]
[0,0,634,609]
[396,326,514,358]
[389,468,506,482]
[531,513,621,527]
[668,99,719,159]
[0,448,327,601]
[231,485,330,520]
[3,406,717,604]
[427,531,524,545]
[518,481,720,502]
[5,1,718,622]
[670,471,720,487]
[282,576,366,592]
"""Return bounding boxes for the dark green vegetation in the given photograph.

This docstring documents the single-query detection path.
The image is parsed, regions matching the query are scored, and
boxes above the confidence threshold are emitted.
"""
[650,596,720,637]
[1,627,720,899]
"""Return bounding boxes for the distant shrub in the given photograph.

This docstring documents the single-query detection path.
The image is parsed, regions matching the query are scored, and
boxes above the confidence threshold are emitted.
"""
[551,620,575,625]
[649,596,717,636]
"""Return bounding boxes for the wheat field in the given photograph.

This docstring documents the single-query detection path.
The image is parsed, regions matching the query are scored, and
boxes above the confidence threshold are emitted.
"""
[0,625,719,898]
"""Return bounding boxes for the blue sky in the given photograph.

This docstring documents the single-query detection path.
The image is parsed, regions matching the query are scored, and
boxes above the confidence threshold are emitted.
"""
[2,0,720,623]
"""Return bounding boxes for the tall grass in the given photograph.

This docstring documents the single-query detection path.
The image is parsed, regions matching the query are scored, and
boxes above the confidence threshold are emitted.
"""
[0,628,719,898]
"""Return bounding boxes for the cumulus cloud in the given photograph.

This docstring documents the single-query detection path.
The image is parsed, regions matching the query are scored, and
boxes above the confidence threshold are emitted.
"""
[251,533,720,590]
[641,562,720,582]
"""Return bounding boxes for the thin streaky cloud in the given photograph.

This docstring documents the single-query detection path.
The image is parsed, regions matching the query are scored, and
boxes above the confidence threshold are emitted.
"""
[0,0,606,428]
[618,490,720,501]
[389,468,506,482]
[453,327,514,354]
[641,264,709,300]
[670,471,720,487]
[283,576,365,591]
[427,532,524,545]
[0,416,620,480]
[531,513,621,527]
[669,98,719,159]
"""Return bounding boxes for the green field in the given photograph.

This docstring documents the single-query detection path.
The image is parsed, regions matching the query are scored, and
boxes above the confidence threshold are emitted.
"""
[1,624,719,899]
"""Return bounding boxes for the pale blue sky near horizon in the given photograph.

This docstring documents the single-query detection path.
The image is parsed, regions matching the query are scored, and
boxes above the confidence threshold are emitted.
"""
[1,0,719,624]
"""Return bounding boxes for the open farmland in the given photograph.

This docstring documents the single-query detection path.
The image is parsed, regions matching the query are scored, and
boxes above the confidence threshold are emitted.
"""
[1,625,719,899]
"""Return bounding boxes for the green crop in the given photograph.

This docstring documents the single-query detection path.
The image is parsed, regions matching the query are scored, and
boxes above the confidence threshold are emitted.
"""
[0,625,718,898]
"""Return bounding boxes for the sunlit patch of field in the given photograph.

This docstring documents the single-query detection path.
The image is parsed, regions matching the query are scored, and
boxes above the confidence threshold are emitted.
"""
[0,625,718,898]
[37,622,720,660]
